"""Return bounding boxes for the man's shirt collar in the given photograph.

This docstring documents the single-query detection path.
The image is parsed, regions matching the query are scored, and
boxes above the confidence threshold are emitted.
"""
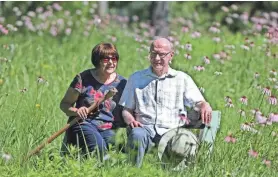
[144,66,178,78]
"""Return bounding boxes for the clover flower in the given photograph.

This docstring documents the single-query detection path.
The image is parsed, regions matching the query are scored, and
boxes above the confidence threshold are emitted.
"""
[2,153,12,162]
[199,87,205,93]
[37,76,45,83]
[20,88,28,93]
[185,42,192,51]
[191,31,201,38]
[240,122,259,133]
[231,4,238,11]
[193,65,205,71]
[268,95,277,105]
[224,96,232,103]
[214,71,222,76]
[65,28,71,35]
[262,87,271,96]
[184,53,192,60]
[241,44,250,51]
[268,77,277,82]
[219,51,228,59]
[250,108,262,116]
[269,113,278,122]
[179,110,190,125]
[262,159,271,167]
[256,84,262,90]
[254,72,260,78]
[209,26,220,33]
[224,45,235,49]
[245,37,250,43]
[239,96,248,105]
[270,69,277,76]
[53,3,63,11]
[203,56,210,64]
[213,53,221,60]
[248,149,258,158]
[212,37,221,43]
[225,101,234,108]
[238,109,246,117]
[221,6,229,13]
[181,26,189,33]
[256,113,267,124]
[224,134,236,143]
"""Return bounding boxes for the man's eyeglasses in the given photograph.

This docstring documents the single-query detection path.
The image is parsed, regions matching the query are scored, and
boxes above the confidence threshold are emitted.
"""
[102,57,118,63]
[149,51,171,59]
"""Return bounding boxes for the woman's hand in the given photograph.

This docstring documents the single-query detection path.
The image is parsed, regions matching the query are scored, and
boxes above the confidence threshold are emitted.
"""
[76,106,89,119]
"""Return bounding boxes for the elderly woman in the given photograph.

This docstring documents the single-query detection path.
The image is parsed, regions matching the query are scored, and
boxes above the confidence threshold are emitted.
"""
[60,42,126,159]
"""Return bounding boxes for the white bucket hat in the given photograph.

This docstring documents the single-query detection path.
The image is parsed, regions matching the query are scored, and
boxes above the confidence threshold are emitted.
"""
[158,128,199,169]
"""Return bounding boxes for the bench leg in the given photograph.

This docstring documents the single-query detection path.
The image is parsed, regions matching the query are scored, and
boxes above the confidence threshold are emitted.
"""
[199,111,221,152]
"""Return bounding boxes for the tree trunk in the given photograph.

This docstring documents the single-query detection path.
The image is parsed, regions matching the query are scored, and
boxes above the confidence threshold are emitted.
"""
[0,1,4,16]
[98,1,108,17]
[150,1,169,37]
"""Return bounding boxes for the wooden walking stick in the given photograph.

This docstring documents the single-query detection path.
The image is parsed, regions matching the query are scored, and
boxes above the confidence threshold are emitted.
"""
[25,87,118,160]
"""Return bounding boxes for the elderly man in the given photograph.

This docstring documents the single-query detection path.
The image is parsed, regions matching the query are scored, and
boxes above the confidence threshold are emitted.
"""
[119,37,212,167]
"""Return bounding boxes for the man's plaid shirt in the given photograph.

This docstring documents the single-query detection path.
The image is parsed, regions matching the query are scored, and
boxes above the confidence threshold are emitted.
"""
[119,66,205,137]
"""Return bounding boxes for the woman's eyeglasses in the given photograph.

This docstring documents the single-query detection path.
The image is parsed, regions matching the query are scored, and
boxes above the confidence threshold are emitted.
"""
[102,57,118,63]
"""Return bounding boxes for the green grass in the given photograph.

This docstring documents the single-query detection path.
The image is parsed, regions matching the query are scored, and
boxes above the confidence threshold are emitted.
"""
[0,22,278,177]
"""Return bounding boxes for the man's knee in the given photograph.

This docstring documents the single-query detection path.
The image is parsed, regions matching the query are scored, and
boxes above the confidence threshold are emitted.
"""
[129,127,147,140]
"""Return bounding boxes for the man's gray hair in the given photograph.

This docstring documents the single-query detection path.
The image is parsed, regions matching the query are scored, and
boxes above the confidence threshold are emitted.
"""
[150,37,174,52]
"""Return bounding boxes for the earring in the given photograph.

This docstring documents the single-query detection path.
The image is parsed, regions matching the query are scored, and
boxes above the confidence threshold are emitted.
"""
[169,60,172,64]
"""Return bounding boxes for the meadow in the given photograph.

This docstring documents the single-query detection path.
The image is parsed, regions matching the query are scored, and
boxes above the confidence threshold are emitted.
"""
[0,2,278,177]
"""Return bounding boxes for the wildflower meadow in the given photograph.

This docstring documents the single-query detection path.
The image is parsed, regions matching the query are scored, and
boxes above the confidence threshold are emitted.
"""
[0,2,278,177]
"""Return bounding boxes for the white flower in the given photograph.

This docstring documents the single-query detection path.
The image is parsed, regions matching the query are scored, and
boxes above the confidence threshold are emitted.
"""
[212,37,221,43]
[194,65,205,71]
[238,109,246,117]
[254,72,260,78]
[224,45,235,49]
[199,87,205,93]
[27,11,36,17]
[214,71,222,76]
[225,101,234,108]
[2,153,12,162]
[184,53,192,60]
[15,21,23,27]
[203,56,210,64]
[225,17,234,24]
[224,96,232,102]
[209,26,220,33]
[221,6,229,12]
[13,7,19,12]
[185,43,192,51]
[213,53,221,60]
[240,123,259,133]
[241,44,250,51]
[262,87,271,96]
[270,70,277,76]
[231,4,238,11]
[268,78,277,82]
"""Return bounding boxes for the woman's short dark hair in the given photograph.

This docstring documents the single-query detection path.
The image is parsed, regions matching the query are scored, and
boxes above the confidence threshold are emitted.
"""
[91,43,119,68]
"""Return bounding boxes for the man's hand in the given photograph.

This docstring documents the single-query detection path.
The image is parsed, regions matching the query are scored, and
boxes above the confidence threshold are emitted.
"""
[197,101,212,125]
[129,120,143,128]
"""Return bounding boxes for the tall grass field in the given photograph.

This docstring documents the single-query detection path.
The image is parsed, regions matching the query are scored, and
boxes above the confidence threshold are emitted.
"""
[0,2,278,177]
